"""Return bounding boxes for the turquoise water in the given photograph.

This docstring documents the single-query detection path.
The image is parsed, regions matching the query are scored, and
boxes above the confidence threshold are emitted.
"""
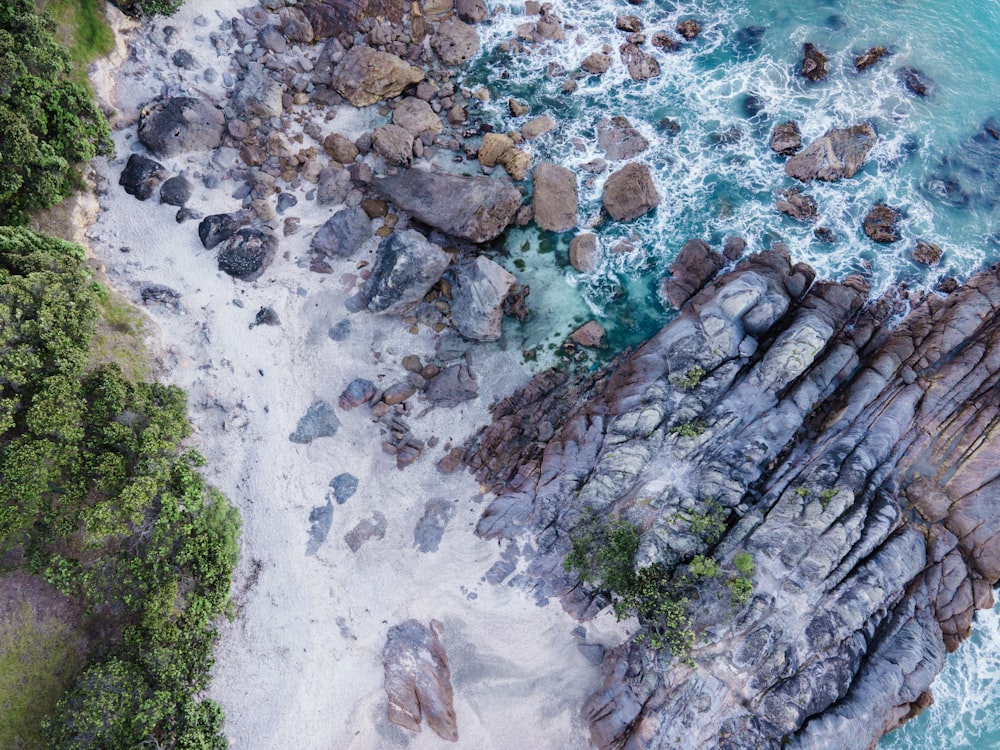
[460,1,1000,745]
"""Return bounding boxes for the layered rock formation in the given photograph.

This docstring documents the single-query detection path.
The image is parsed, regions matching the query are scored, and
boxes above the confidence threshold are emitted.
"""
[465,246,1000,749]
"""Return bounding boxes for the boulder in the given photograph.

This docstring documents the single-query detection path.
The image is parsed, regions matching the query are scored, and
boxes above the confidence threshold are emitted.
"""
[864,203,902,242]
[432,17,480,66]
[392,97,443,135]
[676,18,701,40]
[532,163,577,232]
[597,116,649,161]
[801,42,828,81]
[311,207,372,258]
[119,154,166,201]
[372,124,415,167]
[497,148,531,181]
[478,133,515,168]
[199,211,253,250]
[521,115,556,140]
[570,320,606,348]
[581,52,611,74]
[620,43,660,81]
[450,256,517,341]
[160,175,193,206]
[457,0,488,23]
[299,0,406,40]
[363,230,451,315]
[279,6,314,43]
[424,363,478,406]
[602,163,660,222]
[616,15,642,33]
[324,133,360,164]
[855,45,889,72]
[770,121,802,156]
[138,97,224,157]
[374,170,521,243]
[570,233,599,272]
[339,378,377,410]
[383,620,458,741]
[217,228,277,280]
[331,46,424,107]
[912,241,943,265]
[785,124,877,182]
[776,188,818,222]
[659,238,724,308]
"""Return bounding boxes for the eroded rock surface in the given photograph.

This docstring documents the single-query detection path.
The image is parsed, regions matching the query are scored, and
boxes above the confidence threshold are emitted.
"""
[465,246,1000,750]
[786,124,877,182]
[383,619,458,741]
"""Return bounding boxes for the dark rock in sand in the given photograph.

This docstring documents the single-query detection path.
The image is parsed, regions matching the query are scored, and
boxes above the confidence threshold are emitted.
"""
[864,203,903,242]
[776,188,818,222]
[800,42,828,80]
[140,284,181,308]
[119,154,166,201]
[659,238,725,308]
[330,472,359,504]
[172,49,197,69]
[424,364,478,407]
[450,256,517,342]
[532,163,577,232]
[199,211,253,250]
[786,124,877,182]
[364,230,451,315]
[597,116,649,161]
[855,45,889,72]
[339,378,376,410]
[602,162,660,222]
[912,241,943,265]
[898,66,932,96]
[138,96,224,157]
[414,498,456,553]
[159,175,192,207]
[344,511,387,552]
[251,307,280,328]
[375,170,521,243]
[306,499,334,556]
[770,120,802,156]
[289,400,340,444]
[311,207,372,258]
[217,228,277,281]
[383,620,458,741]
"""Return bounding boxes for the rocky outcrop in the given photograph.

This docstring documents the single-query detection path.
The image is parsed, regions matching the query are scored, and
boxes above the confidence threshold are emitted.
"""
[299,0,406,41]
[785,124,877,182]
[776,188,818,222]
[374,169,521,243]
[800,42,828,80]
[464,245,1000,750]
[363,230,451,315]
[864,203,902,242]
[330,45,424,107]
[532,163,577,232]
[659,238,724,308]
[432,17,480,66]
[383,619,458,741]
[602,163,660,222]
[770,121,802,156]
[137,97,225,157]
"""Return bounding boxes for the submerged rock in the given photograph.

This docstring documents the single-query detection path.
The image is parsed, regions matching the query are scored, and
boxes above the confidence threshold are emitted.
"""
[800,42,828,80]
[855,45,889,71]
[786,124,877,181]
[770,120,802,156]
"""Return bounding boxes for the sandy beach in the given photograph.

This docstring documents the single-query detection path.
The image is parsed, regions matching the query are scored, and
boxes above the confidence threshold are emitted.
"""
[86,2,629,747]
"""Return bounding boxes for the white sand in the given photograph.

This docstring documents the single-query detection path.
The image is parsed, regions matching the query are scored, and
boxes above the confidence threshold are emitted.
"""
[86,3,630,748]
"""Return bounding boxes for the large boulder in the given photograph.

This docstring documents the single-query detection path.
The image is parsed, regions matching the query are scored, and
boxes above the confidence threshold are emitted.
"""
[532,163,577,232]
[217,228,277,281]
[602,163,660,222]
[432,17,480,66]
[363,230,451,315]
[450,256,517,342]
[119,154,166,200]
[374,170,521,243]
[785,124,877,182]
[383,620,458,741]
[311,207,372,258]
[233,65,284,119]
[331,46,424,107]
[138,97,225,157]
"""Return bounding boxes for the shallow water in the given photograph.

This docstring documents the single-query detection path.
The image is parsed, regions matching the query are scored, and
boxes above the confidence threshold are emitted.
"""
[461,1,1000,745]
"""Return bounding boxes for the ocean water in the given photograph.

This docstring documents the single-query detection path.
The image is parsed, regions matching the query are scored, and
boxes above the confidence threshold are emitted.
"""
[457,0,1000,746]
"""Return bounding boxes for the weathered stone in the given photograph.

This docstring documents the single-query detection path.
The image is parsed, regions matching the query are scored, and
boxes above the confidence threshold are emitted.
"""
[478,133,514,168]
[324,133,360,164]
[300,0,407,40]
[457,0,488,23]
[581,52,611,74]
[776,188,818,222]
[864,203,903,242]
[119,154,166,201]
[138,97,224,157]
[339,378,377,410]
[432,17,480,66]
[532,163,577,232]
[450,256,517,342]
[497,147,531,181]
[375,170,521,243]
[659,238,725,308]
[233,66,284,119]
[279,6,314,42]
[801,42,828,80]
[597,116,649,161]
[570,233,599,272]
[602,163,660,221]
[393,97,443,135]
[615,15,642,33]
[521,115,556,140]
[770,121,802,156]
[786,124,877,182]
[912,241,943,265]
[372,124,415,167]
[364,230,451,315]
[383,620,458,741]
[159,175,192,206]
[311,207,372,257]
[424,363,478,406]
[620,43,660,80]
[570,320,606,348]
[217,228,277,281]
[198,211,253,250]
[331,46,424,107]
[676,18,701,39]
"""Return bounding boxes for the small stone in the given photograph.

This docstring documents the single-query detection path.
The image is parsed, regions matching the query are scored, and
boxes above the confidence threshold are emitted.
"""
[402,355,423,372]
[339,378,376,410]
[509,98,529,117]
[382,382,417,405]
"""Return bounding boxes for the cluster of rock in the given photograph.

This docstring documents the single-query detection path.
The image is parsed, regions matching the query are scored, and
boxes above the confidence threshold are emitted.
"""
[798,41,933,97]
[463,240,1000,748]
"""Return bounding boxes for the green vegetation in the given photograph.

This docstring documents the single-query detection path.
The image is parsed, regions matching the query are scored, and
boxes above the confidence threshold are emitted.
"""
[110,0,184,18]
[36,0,114,82]
[819,488,838,508]
[675,366,707,390]
[676,499,728,545]
[669,420,707,439]
[0,228,239,749]
[0,0,112,225]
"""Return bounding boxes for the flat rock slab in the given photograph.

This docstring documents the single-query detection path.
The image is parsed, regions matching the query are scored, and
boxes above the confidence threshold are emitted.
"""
[785,124,877,182]
[289,400,341,443]
[306,498,334,556]
[375,170,521,243]
[383,619,458,741]
[330,473,359,504]
[138,96,224,157]
[532,163,578,232]
[414,498,456,552]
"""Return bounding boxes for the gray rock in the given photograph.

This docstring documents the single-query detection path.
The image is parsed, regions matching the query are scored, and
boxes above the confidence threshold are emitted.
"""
[532,163,577,232]
[159,175,193,206]
[597,116,649,161]
[119,154,166,201]
[339,378,376,410]
[424,363,478,406]
[306,499,333,555]
[620,43,659,80]
[344,511,387,552]
[289,400,341,443]
[450,256,517,342]
[383,620,458,740]
[140,284,181,308]
[331,45,424,107]
[375,170,521,243]
[330,473,359,504]
[172,49,197,69]
[786,124,877,182]
[311,207,372,258]
[258,24,287,53]
[217,227,277,281]
[659,238,725,308]
[199,211,253,250]
[414,498,456,552]
[393,96,443,136]
[602,162,660,222]
[432,17,480,66]
[138,97,225,157]
[233,65,284,119]
[363,230,452,315]
[372,124,415,167]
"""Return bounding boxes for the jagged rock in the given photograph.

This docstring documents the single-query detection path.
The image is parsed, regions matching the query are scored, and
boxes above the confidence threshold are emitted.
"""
[801,42,828,80]
[770,120,802,156]
[331,46,424,107]
[424,364,478,406]
[659,238,725,308]
[723,235,747,261]
[339,378,377,410]
[786,124,877,182]
[289,400,340,443]
[138,97,224,157]
[311,207,372,258]
[620,43,660,80]
[140,284,181,308]
[597,116,649,161]
[159,175,192,207]
[602,162,660,222]
[570,233,599,272]
[432,17,480,66]
[392,97,443,135]
[502,284,530,322]
[898,66,932,96]
[119,154,166,201]
[372,124,415,167]
[864,203,903,242]
[855,45,889,71]
[676,18,701,39]
[615,15,642,33]
[776,188,818,222]
[363,230,451,315]
[532,163,577,232]
[581,52,611,74]
[449,256,517,342]
[299,0,406,40]
[570,320,605,348]
[374,170,521,243]
[497,148,531,181]
[279,6,314,42]
[199,211,253,250]
[478,133,514,168]
[912,241,943,265]
[457,0,488,23]
[217,228,277,281]
[383,620,458,741]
